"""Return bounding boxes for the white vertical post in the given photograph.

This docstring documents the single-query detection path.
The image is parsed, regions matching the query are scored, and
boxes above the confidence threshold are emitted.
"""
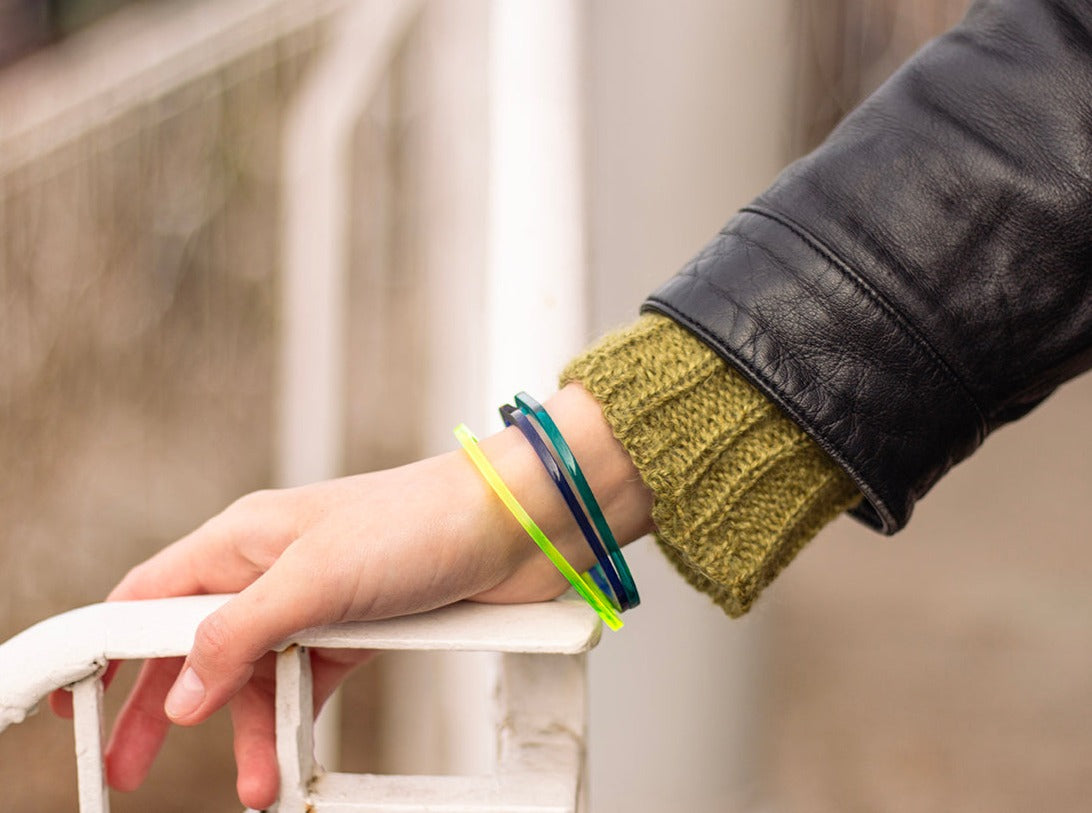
[484,0,588,789]
[485,0,587,789]
[497,652,588,812]
[71,675,110,813]
[273,645,315,812]
[487,0,587,404]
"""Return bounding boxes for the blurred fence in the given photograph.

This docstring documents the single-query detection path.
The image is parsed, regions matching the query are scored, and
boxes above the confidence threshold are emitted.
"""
[0,2,341,809]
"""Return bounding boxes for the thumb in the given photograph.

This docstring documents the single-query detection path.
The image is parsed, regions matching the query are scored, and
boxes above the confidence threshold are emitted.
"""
[164,542,339,725]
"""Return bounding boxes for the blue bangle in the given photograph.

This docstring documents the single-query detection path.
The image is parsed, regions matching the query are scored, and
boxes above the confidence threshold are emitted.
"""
[499,404,630,611]
[515,392,640,609]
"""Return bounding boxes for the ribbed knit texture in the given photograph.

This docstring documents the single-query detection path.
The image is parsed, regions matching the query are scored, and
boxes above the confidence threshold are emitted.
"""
[562,313,861,616]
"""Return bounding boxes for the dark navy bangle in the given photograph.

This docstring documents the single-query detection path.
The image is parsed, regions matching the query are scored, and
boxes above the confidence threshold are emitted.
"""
[515,392,640,609]
[499,404,629,611]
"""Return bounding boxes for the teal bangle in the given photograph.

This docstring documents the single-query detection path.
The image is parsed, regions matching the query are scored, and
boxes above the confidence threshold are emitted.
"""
[500,404,626,611]
[515,392,640,609]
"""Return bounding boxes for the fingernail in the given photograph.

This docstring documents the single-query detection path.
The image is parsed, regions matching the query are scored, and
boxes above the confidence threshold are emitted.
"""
[165,667,205,719]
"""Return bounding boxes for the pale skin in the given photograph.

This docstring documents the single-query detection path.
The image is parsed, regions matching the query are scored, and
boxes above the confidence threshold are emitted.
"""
[50,383,654,811]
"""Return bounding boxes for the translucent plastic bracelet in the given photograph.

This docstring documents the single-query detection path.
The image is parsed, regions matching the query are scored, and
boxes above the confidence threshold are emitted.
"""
[511,390,637,606]
[499,404,628,611]
[453,423,623,631]
[514,392,641,609]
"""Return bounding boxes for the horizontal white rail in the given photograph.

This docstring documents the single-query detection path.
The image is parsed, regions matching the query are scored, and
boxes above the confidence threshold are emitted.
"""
[0,596,600,812]
[0,596,601,732]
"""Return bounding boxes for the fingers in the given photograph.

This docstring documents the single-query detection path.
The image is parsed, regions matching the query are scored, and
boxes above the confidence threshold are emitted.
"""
[99,650,372,804]
[109,490,297,603]
[164,541,345,726]
[229,658,280,811]
[226,649,374,810]
[311,648,376,714]
[52,493,292,723]
[103,658,184,792]
[51,526,236,721]
[108,546,206,603]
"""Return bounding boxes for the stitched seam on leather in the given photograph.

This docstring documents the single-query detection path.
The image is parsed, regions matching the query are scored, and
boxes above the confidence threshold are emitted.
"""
[640,298,898,533]
[738,204,988,440]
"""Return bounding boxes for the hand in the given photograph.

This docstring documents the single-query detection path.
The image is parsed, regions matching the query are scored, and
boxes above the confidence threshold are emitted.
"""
[49,384,653,809]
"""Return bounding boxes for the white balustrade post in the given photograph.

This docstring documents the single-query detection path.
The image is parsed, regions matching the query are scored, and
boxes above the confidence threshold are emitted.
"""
[497,652,588,812]
[487,0,586,402]
[70,673,110,813]
[485,2,588,800]
[273,645,315,812]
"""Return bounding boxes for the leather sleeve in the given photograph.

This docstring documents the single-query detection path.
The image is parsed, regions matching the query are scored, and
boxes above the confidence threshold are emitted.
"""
[643,0,1092,533]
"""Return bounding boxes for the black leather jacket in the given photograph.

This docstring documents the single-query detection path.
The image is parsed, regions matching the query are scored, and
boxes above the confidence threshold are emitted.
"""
[644,0,1092,533]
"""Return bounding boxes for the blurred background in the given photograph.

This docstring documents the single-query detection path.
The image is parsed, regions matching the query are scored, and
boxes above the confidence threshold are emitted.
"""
[2,1,1091,811]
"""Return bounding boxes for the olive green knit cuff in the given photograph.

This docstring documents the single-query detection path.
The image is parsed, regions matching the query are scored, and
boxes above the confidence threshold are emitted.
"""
[561,313,861,617]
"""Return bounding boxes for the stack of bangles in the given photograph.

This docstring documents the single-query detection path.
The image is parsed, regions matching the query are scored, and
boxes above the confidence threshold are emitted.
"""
[453,391,640,631]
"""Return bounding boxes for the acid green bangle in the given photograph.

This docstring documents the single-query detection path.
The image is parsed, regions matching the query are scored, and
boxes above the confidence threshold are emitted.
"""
[515,392,640,608]
[454,423,623,631]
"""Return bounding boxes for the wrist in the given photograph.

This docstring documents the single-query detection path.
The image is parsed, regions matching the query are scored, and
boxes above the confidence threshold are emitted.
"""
[539,383,656,547]
[465,383,654,604]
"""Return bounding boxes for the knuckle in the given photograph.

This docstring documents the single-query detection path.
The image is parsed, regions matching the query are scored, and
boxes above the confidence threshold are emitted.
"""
[114,560,157,596]
[121,560,151,584]
[228,488,282,517]
[192,612,234,669]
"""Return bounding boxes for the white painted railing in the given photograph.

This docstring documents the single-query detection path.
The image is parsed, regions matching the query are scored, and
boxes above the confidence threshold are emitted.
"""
[0,596,601,812]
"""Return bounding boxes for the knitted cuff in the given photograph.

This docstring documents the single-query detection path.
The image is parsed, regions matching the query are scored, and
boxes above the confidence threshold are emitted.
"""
[561,313,861,617]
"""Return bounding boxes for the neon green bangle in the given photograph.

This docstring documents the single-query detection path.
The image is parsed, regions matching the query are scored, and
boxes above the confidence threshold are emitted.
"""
[454,423,623,631]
